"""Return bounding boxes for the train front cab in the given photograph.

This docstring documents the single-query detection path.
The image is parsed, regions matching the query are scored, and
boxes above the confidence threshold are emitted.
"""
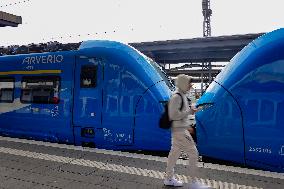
[195,82,245,164]
[72,54,145,149]
[72,41,172,151]
[196,29,284,172]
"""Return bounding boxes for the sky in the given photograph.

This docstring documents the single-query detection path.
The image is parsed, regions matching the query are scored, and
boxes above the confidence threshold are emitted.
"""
[1,0,284,46]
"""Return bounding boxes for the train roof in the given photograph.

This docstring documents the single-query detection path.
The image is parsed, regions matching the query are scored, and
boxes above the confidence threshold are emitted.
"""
[78,40,144,59]
[80,40,131,50]
[0,40,139,57]
[0,40,143,60]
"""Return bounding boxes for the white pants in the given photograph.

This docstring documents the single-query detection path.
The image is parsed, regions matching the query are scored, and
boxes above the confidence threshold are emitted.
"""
[165,129,199,179]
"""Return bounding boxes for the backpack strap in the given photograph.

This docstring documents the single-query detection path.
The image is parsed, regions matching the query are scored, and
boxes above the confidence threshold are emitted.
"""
[175,92,184,111]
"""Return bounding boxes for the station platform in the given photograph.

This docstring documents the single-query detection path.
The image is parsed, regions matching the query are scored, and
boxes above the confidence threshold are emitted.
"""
[0,136,283,189]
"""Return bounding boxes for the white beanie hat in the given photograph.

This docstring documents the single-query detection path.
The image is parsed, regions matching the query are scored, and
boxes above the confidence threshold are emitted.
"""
[175,74,192,92]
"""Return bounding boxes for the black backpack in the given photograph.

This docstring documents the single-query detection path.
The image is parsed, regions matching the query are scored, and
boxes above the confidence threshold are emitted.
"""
[159,93,183,129]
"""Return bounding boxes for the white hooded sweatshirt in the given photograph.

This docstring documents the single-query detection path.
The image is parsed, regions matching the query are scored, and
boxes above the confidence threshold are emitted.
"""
[168,74,193,132]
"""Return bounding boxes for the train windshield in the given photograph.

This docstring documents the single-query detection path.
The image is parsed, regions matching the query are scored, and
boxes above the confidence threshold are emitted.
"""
[129,44,174,90]
[214,42,255,85]
[145,57,175,90]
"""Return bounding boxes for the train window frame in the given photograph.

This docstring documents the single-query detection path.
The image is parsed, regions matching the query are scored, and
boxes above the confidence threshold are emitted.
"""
[0,77,15,103]
[20,76,60,104]
[80,65,98,88]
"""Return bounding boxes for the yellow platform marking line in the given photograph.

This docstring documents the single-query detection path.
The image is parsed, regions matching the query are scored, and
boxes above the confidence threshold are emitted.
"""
[0,147,262,189]
[0,70,61,75]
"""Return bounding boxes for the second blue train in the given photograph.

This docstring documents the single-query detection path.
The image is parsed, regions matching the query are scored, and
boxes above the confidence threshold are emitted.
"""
[196,28,284,173]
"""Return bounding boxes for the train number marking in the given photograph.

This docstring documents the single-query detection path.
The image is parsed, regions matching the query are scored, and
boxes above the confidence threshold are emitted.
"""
[248,146,272,154]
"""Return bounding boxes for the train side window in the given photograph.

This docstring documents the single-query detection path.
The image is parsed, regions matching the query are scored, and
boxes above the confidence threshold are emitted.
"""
[21,76,60,104]
[0,77,14,103]
[80,65,97,88]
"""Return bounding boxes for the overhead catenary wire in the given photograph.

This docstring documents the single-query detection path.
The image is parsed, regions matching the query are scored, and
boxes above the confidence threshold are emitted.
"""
[0,26,139,47]
[41,30,121,42]
[0,0,31,8]
[34,26,136,43]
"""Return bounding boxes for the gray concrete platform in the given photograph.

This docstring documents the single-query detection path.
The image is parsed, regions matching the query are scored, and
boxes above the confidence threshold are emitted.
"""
[0,136,283,189]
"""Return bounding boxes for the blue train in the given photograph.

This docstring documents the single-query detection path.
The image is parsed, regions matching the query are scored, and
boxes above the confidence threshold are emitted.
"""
[0,40,173,151]
[196,28,284,172]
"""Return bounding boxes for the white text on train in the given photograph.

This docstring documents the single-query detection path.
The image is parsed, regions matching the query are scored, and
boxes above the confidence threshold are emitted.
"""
[22,55,64,65]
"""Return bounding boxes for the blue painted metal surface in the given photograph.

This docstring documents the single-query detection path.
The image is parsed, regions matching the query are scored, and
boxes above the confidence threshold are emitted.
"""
[196,28,284,172]
[0,40,173,151]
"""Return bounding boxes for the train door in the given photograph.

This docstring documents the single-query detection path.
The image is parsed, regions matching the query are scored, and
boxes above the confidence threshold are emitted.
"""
[235,60,284,171]
[241,77,284,170]
[243,92,284,171]
[100,62,134,147]
[73,56,104,146]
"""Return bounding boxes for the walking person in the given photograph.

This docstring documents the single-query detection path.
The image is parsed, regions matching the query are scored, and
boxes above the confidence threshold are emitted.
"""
[164,74,208,188]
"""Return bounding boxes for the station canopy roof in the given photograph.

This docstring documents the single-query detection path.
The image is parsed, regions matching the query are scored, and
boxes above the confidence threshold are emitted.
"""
[0,11,22,27]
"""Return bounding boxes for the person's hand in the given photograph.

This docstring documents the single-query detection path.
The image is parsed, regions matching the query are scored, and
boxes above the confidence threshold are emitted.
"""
[190,105,198,113]
[188,127,195,134]
[191,107,198,113]
[190,103,198,113]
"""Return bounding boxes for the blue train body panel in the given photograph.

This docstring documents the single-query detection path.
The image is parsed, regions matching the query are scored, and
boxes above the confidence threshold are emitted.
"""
[196,28,284,172]
[0,40,173,152]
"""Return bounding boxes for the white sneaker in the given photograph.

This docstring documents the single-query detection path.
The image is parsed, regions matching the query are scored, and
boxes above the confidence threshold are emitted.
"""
[188,182,211,189]
[164,178,183,187]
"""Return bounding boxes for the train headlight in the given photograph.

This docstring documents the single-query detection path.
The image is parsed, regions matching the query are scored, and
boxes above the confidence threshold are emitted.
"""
[196,103,214,112]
